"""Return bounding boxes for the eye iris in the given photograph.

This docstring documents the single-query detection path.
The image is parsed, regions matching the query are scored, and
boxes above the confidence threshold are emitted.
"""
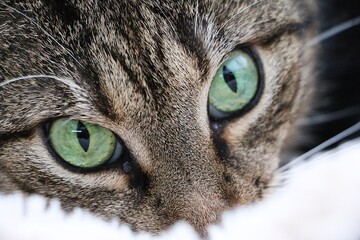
[208,50,260,119]
[49,119,118,168]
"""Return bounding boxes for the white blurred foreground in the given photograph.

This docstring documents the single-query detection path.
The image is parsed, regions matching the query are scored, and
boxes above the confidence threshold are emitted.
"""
[1,140,360,240]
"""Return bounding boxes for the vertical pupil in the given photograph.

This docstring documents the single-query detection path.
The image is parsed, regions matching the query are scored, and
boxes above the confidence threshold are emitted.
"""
[223,66,237,93]
[77,121,90,152]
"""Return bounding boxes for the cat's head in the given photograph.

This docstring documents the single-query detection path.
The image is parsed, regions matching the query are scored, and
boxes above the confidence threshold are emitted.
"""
[0,0,317,233]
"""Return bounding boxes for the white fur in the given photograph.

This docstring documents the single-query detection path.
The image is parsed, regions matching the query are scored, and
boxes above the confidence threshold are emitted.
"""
[1,140,360,240]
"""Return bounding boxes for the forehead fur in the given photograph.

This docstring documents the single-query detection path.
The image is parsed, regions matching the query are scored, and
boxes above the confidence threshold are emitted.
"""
[0,0,314,132]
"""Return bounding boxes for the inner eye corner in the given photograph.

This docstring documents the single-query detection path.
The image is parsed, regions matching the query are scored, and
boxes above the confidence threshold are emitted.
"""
[207,45,264,122]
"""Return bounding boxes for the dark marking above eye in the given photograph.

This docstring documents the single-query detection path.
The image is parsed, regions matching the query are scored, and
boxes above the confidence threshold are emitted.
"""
[223,173,232,183]
[223,66,237,93]
[77,121,90,152]
[47,0,81,25]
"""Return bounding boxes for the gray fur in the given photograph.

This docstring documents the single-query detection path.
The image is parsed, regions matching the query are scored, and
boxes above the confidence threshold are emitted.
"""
[0,0,317,234]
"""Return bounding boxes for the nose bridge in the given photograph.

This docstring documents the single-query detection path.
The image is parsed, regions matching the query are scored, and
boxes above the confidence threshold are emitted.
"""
[179,183,229,231]
[145,120,228,231]
[128,95,233,229]
[150,120,222,191]
[151,163,228,233]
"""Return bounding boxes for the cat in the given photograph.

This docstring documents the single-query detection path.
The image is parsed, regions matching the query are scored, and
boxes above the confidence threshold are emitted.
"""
[1,0,355,235]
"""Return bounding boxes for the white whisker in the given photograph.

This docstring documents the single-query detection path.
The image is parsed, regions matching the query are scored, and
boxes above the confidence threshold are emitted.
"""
[278,121,360,172]
[306,16,360,47]
[0,75,84,92]
[0,2,83,67]
[150,2,176,35]
[298,105,360,126]
[218,0,263,33]
[194,0,199,36]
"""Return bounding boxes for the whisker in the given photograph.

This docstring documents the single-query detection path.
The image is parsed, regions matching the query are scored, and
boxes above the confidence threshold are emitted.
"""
[0,2,83,67]
[0,75,84,93]
[218,0,263,33]
[298,105,360,126]
[194,0,199,36]
[306,16,360,47]
[278,121,360,173]
[148,2,178,39]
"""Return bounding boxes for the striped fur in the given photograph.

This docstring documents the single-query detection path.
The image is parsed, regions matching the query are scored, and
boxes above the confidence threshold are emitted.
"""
[0,0,318,234]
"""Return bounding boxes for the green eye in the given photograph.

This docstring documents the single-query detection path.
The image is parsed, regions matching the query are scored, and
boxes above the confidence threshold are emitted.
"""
[48,118,122,169]
[208,49,260,119]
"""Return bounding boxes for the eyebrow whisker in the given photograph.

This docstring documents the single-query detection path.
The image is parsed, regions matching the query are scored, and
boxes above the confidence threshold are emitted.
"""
[194,0,199,36]
[0,2,83,68]
[0,75,84,93]
[218,0,264,33]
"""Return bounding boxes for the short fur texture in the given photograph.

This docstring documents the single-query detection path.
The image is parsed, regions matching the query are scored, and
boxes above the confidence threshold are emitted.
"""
[0,0,319,234]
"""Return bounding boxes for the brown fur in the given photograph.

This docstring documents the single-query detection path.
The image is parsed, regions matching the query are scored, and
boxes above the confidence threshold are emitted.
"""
[0,0,318,234]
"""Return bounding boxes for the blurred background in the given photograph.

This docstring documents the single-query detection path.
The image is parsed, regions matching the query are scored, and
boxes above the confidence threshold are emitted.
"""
[299,0,360,152]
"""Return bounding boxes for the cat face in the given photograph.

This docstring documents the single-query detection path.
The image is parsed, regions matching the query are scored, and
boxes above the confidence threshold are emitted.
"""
[0,0,317,233]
